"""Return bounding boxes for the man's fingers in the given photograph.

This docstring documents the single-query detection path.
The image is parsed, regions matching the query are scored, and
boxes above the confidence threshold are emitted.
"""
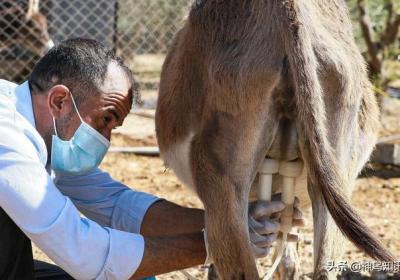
[250,201,285,219]
[292,218,307,227]
[260,220,280,234]
[272,194,300,206]
[292,207,307,227]
[250,232,278,247]
[287,233,299,242]
[251,244,271,259]
[250,196,302,220]
[271,193,282,201]
[293,197,300,207]
[253,232,299,244]
[293,207,303,220]
[270,212,281,220]
[250,216,281,235]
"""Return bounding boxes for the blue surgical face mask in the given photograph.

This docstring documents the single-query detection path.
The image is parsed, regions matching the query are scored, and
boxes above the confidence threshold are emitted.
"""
[51,92,110,175]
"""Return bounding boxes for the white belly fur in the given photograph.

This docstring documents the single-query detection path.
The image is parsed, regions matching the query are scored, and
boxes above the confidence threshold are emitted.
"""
[162,133,196,192]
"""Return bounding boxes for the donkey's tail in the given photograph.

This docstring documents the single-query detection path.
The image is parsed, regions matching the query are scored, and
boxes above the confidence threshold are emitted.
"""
[276,0,394,262]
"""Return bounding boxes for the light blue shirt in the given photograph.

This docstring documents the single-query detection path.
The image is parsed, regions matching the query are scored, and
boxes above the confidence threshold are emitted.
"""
[0,80,160,279]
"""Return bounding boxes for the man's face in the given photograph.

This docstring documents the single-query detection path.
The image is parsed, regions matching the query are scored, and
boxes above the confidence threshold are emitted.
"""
[51,62,133,143]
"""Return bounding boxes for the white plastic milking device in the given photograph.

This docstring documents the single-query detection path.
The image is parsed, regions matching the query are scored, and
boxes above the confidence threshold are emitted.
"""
[258,158,303,280]
[258,159,280,201]
[278,160,303,234]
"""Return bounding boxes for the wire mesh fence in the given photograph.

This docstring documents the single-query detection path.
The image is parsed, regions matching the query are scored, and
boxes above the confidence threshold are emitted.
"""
[0,0,192,83]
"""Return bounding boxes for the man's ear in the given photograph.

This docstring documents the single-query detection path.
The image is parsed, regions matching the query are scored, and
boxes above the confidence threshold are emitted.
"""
[47,85,72,118]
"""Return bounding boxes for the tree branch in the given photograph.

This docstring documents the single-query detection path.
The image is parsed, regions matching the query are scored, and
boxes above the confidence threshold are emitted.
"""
[357,0,382,75]
[381,12,400,46]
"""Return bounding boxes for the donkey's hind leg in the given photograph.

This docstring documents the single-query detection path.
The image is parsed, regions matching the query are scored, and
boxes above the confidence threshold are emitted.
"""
[191,106,280,279]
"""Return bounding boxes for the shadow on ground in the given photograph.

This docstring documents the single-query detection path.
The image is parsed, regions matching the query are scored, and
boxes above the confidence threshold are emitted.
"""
[360,163,400,179]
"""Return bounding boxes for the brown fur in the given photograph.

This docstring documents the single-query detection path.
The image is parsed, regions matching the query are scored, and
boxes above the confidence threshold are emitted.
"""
[0,1,52,57]
[156,0,393,279]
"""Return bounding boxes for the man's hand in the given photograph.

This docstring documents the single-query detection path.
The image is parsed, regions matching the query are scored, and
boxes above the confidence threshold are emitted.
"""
[135,198,306,278]
[248,194,306,258]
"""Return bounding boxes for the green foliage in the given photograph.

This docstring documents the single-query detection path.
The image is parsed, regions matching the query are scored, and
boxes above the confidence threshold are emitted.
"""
[348,0,399,53]
[347,0,399,85]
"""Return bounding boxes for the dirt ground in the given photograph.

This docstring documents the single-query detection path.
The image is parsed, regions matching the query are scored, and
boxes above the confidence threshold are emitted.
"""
[32,92,400,279]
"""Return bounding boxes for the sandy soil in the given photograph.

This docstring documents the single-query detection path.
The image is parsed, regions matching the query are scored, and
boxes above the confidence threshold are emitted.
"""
[32,95,400,279]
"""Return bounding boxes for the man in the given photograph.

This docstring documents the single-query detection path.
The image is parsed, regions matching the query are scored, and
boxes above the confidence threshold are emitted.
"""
[0,38,305,279]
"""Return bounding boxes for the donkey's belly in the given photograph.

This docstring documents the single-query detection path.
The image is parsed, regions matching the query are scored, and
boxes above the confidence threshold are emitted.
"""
[161,132,196,192]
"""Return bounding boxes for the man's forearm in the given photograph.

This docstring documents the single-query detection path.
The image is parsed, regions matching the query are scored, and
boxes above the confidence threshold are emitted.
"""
[132,232,207,279]
[141,200,205,237]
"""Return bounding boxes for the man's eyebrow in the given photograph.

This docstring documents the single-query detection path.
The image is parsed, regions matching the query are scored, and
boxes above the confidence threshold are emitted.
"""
[107,108,121,121]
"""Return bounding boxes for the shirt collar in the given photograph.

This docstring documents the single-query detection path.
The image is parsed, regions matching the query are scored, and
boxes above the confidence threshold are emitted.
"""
[15,81,37,129]
[14,81,49,168]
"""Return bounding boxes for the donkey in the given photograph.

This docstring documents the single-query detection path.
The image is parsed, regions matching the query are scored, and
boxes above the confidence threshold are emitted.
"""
[156,0,395,279]
[0,0,53,57]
